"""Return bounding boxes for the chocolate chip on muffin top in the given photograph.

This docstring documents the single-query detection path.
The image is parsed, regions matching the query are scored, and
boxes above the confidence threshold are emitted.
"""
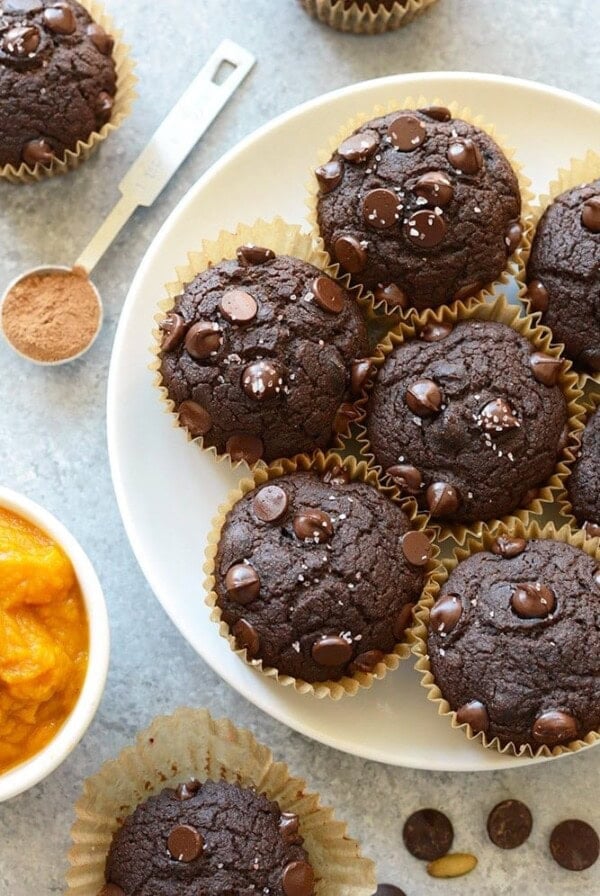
[568,405,600,536]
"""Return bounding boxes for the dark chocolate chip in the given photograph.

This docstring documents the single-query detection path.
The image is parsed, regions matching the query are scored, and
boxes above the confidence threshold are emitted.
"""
[22,138,53,167]
[333,235,368,273]
[584,521,600,539]
[529,352,563,386]
[478,398,519,433]
[527,280,549,313]
[43,3,76,34]
[533,710,578,745]
[550,819,599,871]
[387,464,422,495]
[226,433,264,464]
[490,537,527,559]
[453,281,482,302]
[581,196,600,233]
[418,105,451,122]
[363,188,402,230]
[447,138,483,174]
[414,171,454,208]
[430,594,462,633]
[374,283,407,309]
[426,482,460,516]
[282,860,315,896]
[167,824,204,862]
[505,221,523,254]
[322,464,351,486]
[315,159,343,193]
[393,603,415,640]
[333,402,361,434]
[580,347,600,372]
[3,24,40,55]
[338,129,379,163]
[312,275,345,313]
[351,359,373,394]
[178,400,212,437]
[225,563,260,605]
[233,619,260,657]
[87,22,114,55]
[293,509,333,543]
[456,700,489,733]
[403,209,446,248]
[185,321,222,360]
[403,808,454,861]
[511,582,555,619]
[387,114,427,151]
[242,360,283,401]
[487,800,533,850]
[96,91,114,121]
[160,311,186,353]
[219,289,258,324]
[405,379,442,416]
[253,484,288,523]
[174,780,200,801]
[420,322,453,342]
[236,244,275,265]
[311,635,352,667]
[401,530,432,567]
[280,812,303,845]
[352,649,385,673]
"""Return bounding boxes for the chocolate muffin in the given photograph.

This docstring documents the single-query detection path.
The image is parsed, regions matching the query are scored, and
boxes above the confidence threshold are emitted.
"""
[103,778,315,896]
[428,536,600,749]
[213,469,431,682]
[366,319,568,524]
[159,247,369,464]
[568,406,600,536]
[527,179,600,373]
[0,0,117,169]
[315,108,522,309]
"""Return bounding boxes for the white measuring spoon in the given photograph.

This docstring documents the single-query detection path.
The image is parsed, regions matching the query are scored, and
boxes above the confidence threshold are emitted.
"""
[1,39,256,365]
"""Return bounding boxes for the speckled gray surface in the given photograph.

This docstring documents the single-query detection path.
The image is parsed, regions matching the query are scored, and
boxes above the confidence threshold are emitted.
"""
[1,1,599,893]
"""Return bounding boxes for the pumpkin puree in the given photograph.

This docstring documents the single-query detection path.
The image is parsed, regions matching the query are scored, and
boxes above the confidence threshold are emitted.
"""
[0,507,88,775]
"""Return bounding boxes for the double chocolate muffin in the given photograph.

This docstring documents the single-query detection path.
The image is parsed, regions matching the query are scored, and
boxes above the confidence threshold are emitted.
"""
[213,469,431,683]
[527,179,600,372]
[0,0,117,169]
[159,247,369,465]
[366,319,568,524]
[102,778,315,896]
[315,108,522,309]
[428,536,600,749]
[568,406,600,536]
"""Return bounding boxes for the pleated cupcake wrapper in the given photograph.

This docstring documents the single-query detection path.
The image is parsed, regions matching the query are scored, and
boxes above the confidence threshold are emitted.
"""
[521,150,600,390]
[65,708,375,896]
[412,518,600,759]
[306,97,535,318]
[556,388,600,530]
[353,293,586,544]
[151,217,374,472]
[204,449,436,700]
[298,0,439,34]
[0,0,136,184]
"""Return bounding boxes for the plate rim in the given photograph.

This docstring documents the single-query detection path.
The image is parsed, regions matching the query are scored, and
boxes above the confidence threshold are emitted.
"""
[107,71,600,771]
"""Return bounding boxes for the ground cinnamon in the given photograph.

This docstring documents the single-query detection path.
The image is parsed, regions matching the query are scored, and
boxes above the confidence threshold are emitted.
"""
[1,267,101,363]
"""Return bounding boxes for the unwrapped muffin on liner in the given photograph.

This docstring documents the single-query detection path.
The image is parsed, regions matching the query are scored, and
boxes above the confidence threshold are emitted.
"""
[354,294,586,543]
[66,707,375,895]
[1,0,136,184]
[151,217,374,470]
[298,0,439,34]
[306,97,535,317]
[521,150,600,389]
[557,388,600,530]
[412,518,600,758]
[204,450,435,699]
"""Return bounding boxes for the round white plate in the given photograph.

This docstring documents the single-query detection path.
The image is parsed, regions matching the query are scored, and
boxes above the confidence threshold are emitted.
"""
[108,72,600,771]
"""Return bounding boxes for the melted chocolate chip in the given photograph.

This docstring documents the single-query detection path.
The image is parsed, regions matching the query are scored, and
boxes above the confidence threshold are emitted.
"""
[334,235,368,273]
[447,138,483,174]
[242,360,283,401]
[426,482,460,516]
[511,582,555,619]
[293,509,333,543]
[414,171,454,208]
[363,188,401,230]
[401,530,432,567]
[224,563,260,604]
[185,321,222,360]
[312,275,345,313]
[315,159,343,193]
[338,129,379,163]
[532,710,578,745]
[311,635,352,667]
[430,595,462,633]
[456,700,489,733]
[404,210,447,248]
[387,114,427,151]
[405,379,442,416]
[3,24,40,55]
[490,537,527,559]
[178,400,212,437]
[253,485,289,523]
[167,824,204,862]
[233,619,260,657]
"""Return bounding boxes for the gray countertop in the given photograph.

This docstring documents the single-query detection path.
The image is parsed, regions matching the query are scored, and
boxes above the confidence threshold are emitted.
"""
[1,1,599,893]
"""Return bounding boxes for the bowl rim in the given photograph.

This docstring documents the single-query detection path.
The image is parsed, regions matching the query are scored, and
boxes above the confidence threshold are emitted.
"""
[0,486,109,802]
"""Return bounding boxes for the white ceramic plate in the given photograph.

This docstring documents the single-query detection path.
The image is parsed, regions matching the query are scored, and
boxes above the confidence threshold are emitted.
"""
[108,72,600,771]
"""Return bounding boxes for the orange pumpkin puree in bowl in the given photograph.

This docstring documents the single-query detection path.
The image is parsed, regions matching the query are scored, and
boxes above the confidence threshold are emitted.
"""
[0,507,88,775]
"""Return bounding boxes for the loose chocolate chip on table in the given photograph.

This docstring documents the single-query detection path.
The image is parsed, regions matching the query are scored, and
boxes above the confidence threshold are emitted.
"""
[550,819,600,871]
[581,196,600,233]
[279,812,302,845]
[43,4,76,34]
[387,114,427,151]
[233,619,260,657]
[403,209,447,248]
[315,159,343,193]
[456,700,489,734]
[387,464,422,494]
[98,886,125,896]
[374,283,407,309]
[532,710,579,745]
[430,595,462,633]
[505,221,523,253]
[293,509,333,543]
[236,244,275,265]
[487,799,533,849]
[393,603,416,640]
[22,138,54,167]
[312,635,353,667]
[447,138,483,174]
[253,484,288,523]
[338,129,379,163]
[334,235,368,273]
[363,188,401,230]
[242,360,282,401]
[490,536,527,558]
[185,321,222,360]
[529,352,563,386]
[405,379,442,416]
[511,582,555,619]
[312,275,345,313]
[418,105,451,122]
[420,322,453,342]
[218,289,258,324]
[175,779,200,801]
[282,860,315,896]
[426,482,460,516]
[87,22,114,55]
[167,824,204,862]
[478,398,519,432]
[527,279,549,312]
[160,311,186,352]
[403,808,454,861]
[178,400,212,437]
[351,359,373,394]
[225,433,264,464]
[352,649,385,673]
[401,530,432,567]
[372,886,407,896]
[414,171,454,208]
[224,563,260,604]
[3,25,40,55]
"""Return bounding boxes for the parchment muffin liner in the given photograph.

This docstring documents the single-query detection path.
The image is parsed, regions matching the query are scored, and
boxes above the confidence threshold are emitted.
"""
[0,0,136,184]
[151,217,376,472]
[298,0,439,34]
[353,293,586,544]
[306,97,535,318]
[65,707,376,895]
[412,517,600,758]
[204,449,436,700]
[520,150,600,390]
[556,387,600,530]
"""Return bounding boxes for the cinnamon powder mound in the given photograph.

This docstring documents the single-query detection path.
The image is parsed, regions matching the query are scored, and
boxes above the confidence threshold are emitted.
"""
[1,268,101,363]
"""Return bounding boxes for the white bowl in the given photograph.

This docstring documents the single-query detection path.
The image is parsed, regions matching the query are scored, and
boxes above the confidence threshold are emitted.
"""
[0,487,109,802]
